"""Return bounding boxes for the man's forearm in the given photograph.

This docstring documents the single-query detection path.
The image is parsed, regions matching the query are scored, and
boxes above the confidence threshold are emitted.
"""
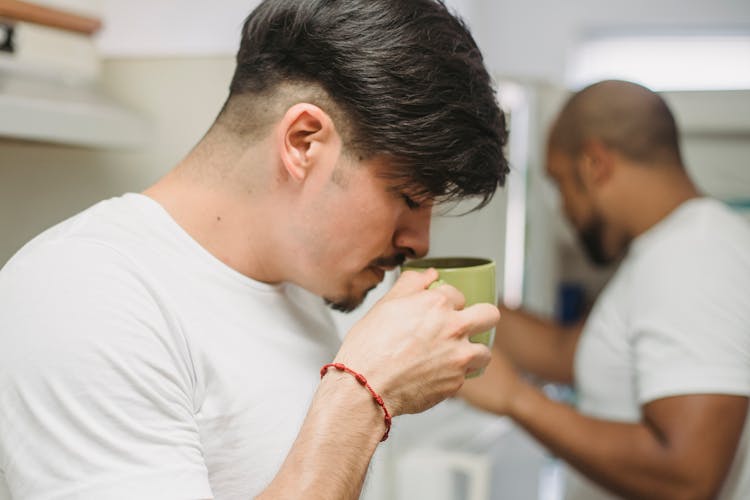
[495,307,581,383]
[257,373,384,499]
[510,384,715,500]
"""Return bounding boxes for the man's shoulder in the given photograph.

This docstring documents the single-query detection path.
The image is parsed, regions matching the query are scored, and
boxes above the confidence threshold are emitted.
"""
[684,198,750,241]
[633,198,750,267]
[2,193,168,275]
[624,198,750,305]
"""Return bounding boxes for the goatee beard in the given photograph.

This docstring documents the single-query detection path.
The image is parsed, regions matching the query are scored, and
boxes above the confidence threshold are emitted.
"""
[324,254,406,313]
[325,297,359,313]
[324,284,376,313]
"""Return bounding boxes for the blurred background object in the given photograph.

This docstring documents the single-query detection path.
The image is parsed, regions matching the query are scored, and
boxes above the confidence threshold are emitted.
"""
[1,1,749,498]
[0,0,148,148]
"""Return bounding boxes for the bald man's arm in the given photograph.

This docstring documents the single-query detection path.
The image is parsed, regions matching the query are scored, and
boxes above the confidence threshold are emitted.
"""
[461,352,748,500]
[490,306,582,383]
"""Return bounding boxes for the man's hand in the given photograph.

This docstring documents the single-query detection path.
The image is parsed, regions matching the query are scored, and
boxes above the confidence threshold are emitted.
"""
[456,347,527,416]
[334,268,500,416]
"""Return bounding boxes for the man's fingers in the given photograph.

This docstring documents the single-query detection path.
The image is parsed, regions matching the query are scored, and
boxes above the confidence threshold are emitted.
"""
[388,270,469,311]
[455,303,501,338]
[430,283,466,311]
[386,268,439,299]
[463,342,492,375]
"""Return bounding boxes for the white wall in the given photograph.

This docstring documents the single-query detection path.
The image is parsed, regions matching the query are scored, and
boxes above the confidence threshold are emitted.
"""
[471,0,750,84]
[0,56,234,264]
[94,0,480,57]
[96,1,750,85]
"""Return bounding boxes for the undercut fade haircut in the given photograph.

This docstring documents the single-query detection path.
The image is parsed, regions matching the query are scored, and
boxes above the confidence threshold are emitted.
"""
[218,0,509,209]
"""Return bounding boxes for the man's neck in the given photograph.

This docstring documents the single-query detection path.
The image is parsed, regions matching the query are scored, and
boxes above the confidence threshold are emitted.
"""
[624,166,701,239]
[143,149,286,284]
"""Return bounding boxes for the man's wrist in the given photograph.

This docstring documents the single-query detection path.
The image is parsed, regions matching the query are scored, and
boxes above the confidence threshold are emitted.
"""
[317,369,387,444]
[507,378,540,422]
[320,363,392,441]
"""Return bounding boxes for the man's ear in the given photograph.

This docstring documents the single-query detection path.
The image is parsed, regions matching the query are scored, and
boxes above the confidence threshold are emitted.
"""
[277,103,338,182]
[579,139,615,188]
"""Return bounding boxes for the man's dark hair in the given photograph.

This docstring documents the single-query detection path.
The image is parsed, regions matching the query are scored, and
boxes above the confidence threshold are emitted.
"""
[218,0,509,208]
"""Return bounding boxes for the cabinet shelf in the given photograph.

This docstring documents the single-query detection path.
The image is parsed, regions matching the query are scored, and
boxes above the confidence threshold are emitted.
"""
[0,71,149,149]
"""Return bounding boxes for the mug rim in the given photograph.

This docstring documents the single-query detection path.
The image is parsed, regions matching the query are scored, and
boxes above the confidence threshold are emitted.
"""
[401,256,494,270]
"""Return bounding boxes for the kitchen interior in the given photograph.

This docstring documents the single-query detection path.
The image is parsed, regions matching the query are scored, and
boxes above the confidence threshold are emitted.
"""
[1,1,749,499]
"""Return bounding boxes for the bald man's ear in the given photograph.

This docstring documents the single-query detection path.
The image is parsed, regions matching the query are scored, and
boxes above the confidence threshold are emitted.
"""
[278,103,339,182]
[579,139,615,188]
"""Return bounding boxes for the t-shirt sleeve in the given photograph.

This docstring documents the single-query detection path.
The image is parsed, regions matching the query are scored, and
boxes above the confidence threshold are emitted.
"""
[0,239,213,500]
[631,234,750,405]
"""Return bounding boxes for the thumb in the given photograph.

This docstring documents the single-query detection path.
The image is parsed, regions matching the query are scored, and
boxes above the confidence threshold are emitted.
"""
[385,268,439,300]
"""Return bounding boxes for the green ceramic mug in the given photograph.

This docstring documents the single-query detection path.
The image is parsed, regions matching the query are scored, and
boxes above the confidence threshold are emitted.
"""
[401,257,496,377]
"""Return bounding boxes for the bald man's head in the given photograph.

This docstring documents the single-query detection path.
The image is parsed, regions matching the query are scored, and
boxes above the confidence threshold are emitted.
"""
[549,80,683,167]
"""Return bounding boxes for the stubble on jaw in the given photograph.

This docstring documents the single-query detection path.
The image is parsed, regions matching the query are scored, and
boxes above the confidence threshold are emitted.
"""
[323,254,406,313]
[324,281,379,313]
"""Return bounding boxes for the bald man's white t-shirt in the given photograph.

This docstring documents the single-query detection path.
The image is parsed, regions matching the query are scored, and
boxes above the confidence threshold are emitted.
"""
[566,198,750,500]
[0,193,342,499]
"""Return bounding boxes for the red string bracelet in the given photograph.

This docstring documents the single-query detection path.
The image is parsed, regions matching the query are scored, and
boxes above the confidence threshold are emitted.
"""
[320,362,392,442]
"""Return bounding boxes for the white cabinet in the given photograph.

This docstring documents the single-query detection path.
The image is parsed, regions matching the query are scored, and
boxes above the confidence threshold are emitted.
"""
[0,72,149,148]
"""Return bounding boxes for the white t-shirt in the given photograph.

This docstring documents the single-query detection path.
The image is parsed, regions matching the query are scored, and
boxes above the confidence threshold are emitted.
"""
[566,198,750,500]
[0,193,342,500]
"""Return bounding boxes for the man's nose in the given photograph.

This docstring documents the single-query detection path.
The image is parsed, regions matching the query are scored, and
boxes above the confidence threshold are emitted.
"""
[393,206,432,259]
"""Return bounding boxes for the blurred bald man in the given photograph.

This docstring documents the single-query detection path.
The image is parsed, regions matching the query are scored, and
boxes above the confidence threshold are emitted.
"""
[460,80,750,500]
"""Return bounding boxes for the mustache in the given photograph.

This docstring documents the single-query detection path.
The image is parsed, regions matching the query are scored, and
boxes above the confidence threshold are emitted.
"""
[371,254,406,268]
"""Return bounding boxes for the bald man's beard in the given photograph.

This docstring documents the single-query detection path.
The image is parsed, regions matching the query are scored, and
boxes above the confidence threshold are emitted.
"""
[578,213,612,267]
